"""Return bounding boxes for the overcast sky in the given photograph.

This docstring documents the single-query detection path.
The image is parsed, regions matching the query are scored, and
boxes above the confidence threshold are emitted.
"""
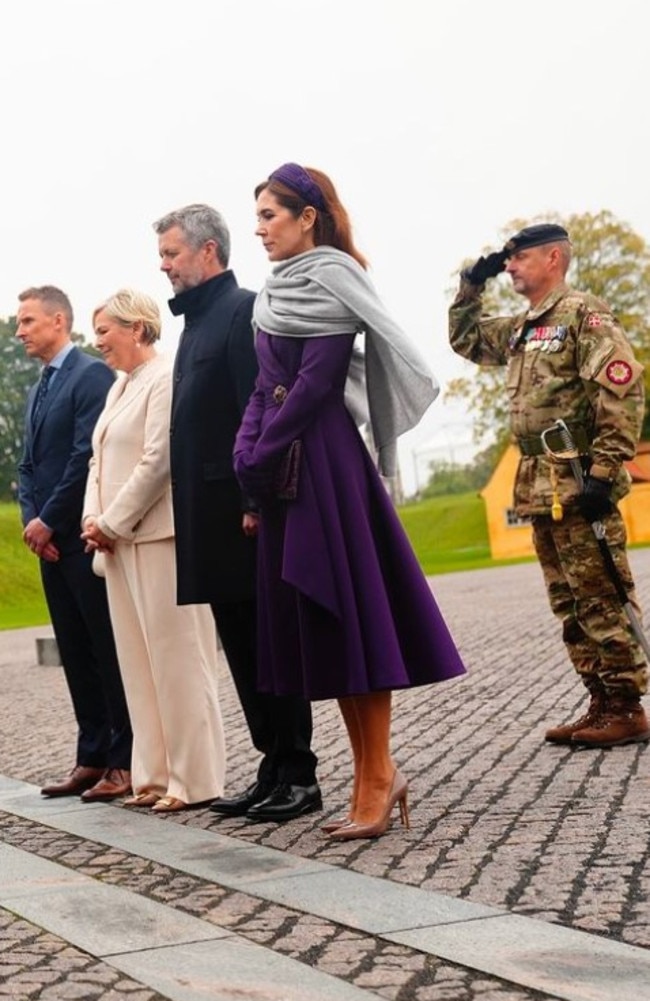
[4,0,649,493]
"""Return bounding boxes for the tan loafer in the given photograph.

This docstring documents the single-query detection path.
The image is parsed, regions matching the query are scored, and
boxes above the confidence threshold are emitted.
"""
[123,792,161,808]
[151,795,187,813]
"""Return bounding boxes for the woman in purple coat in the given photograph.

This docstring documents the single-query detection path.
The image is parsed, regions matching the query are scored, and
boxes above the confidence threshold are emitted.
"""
[234,163,466,840]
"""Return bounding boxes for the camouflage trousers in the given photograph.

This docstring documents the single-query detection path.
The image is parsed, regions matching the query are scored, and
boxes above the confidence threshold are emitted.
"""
[532,508,648,695]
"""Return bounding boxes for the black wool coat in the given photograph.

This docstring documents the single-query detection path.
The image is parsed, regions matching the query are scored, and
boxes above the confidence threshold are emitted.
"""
[169,271,258,604]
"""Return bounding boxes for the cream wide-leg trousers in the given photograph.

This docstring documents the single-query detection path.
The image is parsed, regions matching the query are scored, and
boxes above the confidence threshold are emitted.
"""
[104,537,226,803]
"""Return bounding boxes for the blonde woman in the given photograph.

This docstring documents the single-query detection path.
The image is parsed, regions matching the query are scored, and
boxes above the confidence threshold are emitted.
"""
[82,288,226,811]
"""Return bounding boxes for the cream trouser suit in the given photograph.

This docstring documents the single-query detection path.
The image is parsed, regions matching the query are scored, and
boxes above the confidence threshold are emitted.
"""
[83,354,225,803]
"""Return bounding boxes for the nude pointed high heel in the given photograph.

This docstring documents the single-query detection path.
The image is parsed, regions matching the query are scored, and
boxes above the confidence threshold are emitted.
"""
[329,770,409,841]
[321,815,351,833]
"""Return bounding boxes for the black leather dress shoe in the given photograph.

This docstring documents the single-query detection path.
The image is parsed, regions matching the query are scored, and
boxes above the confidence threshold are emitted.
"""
[246,783,322,822]
[209,780,273,816]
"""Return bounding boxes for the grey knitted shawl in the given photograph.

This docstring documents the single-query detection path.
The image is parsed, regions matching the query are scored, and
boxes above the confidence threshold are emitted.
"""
[253,246,439,477]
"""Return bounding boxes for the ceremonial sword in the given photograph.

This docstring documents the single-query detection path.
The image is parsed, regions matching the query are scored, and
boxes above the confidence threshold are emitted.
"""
[540,418,650,662]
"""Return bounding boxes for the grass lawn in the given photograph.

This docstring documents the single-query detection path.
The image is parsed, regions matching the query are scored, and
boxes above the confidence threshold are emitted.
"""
[397,492,534,575]
[2,495,646,633]
[0,502,49,629]
[0,493,527,632]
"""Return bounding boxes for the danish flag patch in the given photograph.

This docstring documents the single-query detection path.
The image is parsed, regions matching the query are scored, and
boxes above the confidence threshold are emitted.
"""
[587,314,602,327]
[605,360,633,385]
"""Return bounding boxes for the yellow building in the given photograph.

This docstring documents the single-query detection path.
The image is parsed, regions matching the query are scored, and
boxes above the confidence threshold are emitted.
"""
[481,443,650,560]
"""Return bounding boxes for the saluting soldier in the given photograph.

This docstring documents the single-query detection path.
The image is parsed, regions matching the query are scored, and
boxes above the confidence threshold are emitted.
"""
[449,223,648,748]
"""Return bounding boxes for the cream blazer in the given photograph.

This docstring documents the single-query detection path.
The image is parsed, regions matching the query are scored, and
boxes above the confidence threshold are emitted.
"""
[83,354,174,543]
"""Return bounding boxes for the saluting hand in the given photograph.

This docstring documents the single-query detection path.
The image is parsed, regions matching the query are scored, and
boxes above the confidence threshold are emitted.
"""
[462,250,507,286]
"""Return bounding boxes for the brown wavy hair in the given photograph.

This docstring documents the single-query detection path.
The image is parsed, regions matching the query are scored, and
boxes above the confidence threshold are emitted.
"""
[255,167,368,270]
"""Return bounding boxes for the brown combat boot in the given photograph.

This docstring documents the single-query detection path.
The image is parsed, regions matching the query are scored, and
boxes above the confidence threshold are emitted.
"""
[545,679,606,744]
[571,693,650,748]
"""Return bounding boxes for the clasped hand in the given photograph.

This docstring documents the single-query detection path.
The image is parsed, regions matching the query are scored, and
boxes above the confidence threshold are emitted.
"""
[81,517,115,554]
[23,518,59,562]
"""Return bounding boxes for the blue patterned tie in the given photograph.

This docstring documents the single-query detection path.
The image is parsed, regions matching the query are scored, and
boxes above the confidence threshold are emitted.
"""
[32,365,54,427]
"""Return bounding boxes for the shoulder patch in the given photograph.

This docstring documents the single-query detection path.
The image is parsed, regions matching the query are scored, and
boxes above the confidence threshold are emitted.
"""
[605,359,633,385]
[593,355,644,398]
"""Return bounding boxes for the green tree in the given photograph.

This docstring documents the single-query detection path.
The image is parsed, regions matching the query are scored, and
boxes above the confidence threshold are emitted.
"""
[420,441,503,498]
[0,318,96,501]
[0,319,39,500]
[446,210,650,447]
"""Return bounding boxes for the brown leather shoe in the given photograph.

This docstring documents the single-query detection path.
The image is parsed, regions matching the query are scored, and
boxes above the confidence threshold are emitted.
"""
[545,686,607,744]
[80,768,132,802]
[571,695,650,747]
[41,765,105,798]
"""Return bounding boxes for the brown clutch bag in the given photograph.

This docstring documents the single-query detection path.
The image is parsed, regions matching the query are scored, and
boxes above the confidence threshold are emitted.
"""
[274,440,302,500]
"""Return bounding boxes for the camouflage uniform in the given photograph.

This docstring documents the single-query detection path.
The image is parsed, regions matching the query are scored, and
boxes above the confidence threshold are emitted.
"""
[449,278,647,697]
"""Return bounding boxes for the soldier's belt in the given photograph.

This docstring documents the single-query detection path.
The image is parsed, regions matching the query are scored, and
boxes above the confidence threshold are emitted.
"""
[517,423,591,457]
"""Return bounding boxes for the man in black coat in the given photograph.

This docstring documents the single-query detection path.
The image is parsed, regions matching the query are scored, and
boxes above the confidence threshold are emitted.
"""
[16,285,132,801]
[153,203,320,821]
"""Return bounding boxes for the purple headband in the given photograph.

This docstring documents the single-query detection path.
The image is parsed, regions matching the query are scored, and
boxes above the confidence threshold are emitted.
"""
[268,162,327,211]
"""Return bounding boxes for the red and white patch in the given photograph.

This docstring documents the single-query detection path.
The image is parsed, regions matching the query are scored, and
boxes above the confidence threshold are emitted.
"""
[605,360,633,385]
[587,314,602,327]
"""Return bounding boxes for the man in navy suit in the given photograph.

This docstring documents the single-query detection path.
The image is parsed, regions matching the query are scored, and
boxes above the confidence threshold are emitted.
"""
[16,285,132,800]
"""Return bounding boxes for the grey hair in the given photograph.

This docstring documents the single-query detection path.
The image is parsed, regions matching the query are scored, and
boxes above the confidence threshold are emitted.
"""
[18,285,73,331]
[152,203,231,267]
[93,288,161,345]
[557,240,572,273]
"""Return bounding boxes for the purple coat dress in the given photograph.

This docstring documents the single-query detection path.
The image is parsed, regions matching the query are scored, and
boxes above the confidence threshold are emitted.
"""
[234,330,467,701]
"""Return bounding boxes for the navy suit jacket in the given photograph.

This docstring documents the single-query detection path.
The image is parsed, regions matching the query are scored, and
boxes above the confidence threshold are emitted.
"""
[18,346,115,556]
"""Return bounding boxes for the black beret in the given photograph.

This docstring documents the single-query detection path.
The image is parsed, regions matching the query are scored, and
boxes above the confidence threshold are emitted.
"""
[504,223,570,254]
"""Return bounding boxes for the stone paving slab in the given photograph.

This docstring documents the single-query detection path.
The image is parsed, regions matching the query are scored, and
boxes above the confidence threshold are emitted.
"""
[389,915,650,1001]
[0,808,555,1001]
[1,551,650,999]
[5,781,650,1000]
[108,939,385,1001]
[0,780,500,928]
[0,841,374,1001]
[0,909,166,1001]
[0,842,225,955]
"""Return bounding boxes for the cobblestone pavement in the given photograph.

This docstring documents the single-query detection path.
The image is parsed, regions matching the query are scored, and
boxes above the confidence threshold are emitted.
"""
[1,550,649,999]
